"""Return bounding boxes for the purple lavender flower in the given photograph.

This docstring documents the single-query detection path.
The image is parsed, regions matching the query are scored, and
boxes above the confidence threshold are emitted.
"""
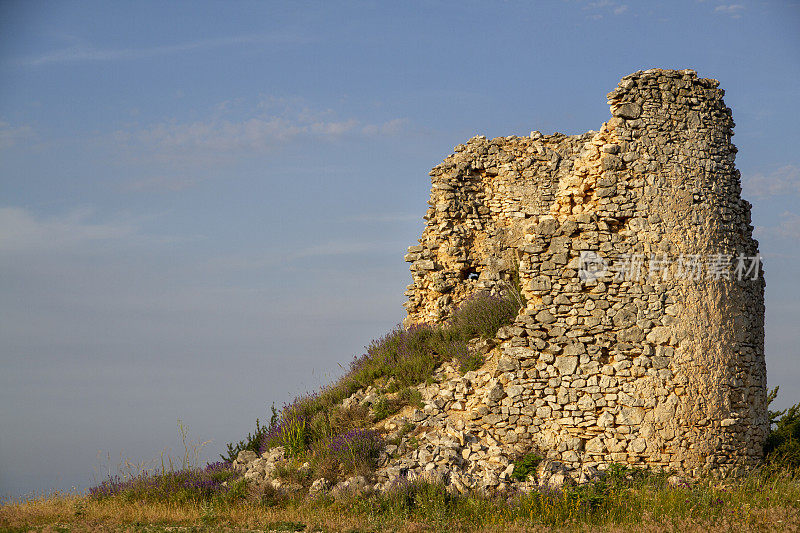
[328,428,383,470]
[88,465,235,502]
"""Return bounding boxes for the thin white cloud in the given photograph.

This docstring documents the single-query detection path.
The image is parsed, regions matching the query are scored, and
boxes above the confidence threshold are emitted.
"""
[0,207,137,253]
[362,118,409,137]
[714,4,744,18]
[0,120,35,149]
[742,165,800,199]
[19,34,310,67]
[774,211,800,241]
[309,119,359,136]
[582,0,629,18]
[136,117,304,150]
[0,207,184,253]
[753,211,800,242]
[117,99,408,154]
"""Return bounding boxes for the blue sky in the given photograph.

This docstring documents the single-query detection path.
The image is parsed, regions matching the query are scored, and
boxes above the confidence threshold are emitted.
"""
[1,0,799,499]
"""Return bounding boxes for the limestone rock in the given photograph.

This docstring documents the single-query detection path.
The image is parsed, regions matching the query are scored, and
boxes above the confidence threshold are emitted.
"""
[613,102,642,119]
[309,477,328,495]
[331,475,372,499]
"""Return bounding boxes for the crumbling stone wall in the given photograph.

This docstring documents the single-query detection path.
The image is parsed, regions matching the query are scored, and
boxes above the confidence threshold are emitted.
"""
[403,131,592,325]
[404,69,767,476]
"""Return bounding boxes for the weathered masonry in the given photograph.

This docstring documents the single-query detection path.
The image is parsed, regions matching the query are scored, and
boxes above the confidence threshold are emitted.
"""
[403,69,767,475]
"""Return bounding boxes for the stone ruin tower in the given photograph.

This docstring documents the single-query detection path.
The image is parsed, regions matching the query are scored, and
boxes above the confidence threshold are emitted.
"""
[403,69,767,476]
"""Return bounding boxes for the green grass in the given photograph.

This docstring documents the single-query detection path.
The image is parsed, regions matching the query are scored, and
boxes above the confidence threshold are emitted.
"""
[510,453,542,482]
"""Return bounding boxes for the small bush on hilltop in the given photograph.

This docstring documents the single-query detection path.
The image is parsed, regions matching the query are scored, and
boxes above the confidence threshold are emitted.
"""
[352,323,441,390]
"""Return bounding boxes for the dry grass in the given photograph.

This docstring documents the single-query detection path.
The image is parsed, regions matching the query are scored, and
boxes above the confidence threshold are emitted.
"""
[3,480,800,533]
[0,492,369,532]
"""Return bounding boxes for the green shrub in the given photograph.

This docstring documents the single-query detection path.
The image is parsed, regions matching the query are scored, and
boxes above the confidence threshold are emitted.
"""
[511,453,542,482]
[447,292,519,340]
[398,386,423,408]
[429,291,521,372]
[457,352,484,373]
[765,386,800,470]
[371,395,394,421]
[281,417,309,458]
[274,462,312,486]
[220,404,278,463]
[309,411,333,443]
[260,483,290,507]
